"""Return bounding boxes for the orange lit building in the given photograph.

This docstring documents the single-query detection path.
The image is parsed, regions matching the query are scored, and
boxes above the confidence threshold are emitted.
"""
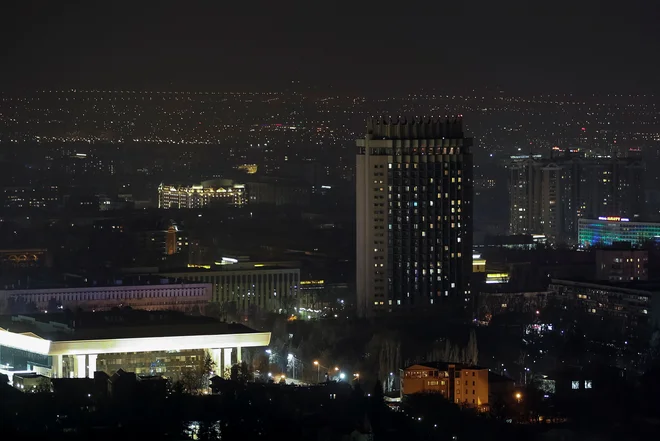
[400,362,489,409]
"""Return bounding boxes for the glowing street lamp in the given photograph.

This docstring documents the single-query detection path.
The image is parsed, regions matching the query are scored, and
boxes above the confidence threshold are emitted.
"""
[515,392,522,403]
[339,372,346,380]
[314,360,320,382]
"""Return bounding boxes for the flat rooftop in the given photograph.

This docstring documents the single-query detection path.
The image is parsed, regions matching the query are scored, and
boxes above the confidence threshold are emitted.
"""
[163,261,301,273]
[409,362,487,371]
[0,310,258,342]
[551,278,660,293]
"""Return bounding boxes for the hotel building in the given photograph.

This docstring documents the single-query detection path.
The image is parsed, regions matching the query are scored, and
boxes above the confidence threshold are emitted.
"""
[578,217,660,247]
[356,117,473,318]
[158,179,246,209]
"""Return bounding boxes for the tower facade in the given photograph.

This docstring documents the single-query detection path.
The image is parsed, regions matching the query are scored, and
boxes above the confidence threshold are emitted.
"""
[507,151,644,245]
[356,117,473,318]
[508,156,542,235]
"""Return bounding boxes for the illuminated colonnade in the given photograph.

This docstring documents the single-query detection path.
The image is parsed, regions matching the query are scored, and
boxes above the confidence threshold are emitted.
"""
[0,328,267,379]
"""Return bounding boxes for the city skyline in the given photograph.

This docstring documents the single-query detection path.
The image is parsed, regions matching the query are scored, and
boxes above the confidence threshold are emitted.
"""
[1,2,660,439]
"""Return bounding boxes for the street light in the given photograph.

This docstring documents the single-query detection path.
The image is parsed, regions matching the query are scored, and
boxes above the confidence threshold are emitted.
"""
[515,392,522,403]
[334,366,339,372]
[314,360,320,383]
[339,372,346,380]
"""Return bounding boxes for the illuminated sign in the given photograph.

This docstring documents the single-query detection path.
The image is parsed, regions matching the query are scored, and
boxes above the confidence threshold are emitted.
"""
[598,216,629,222]
[510,155,543,160]
[300,280,324,285]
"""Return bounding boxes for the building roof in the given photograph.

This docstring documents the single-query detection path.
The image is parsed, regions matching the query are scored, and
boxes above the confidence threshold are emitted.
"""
[13,372,47,380]
[407,362,486,371]
[0,310,271,356]
[162,261,301,273]
[0,310,256,341]
[550,278,660,294]
[488,371,515,384]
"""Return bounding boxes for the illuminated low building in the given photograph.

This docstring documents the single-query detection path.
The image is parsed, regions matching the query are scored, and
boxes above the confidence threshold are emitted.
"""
[578,217,660,247]
[158,179,246,209]
[400,362,489,409]
[162,261,301,314]
[547,279,657,343]
[472,254,486,273]
[236,164,258,174]
[0,281,212,314]
[485,272,510,284]
[11,373,50,392]
[0,248,51,268]
[595,248,648,281]
[0,311,270,380]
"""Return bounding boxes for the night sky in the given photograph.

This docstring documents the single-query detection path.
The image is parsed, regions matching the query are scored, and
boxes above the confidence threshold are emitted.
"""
[1,0,658,93]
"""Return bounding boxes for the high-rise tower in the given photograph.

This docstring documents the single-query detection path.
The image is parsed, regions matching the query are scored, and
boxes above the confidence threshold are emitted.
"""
[507,150,644,245]
[356,117,473,318]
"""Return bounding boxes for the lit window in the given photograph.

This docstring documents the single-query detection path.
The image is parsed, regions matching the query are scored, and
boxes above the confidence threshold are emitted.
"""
[571,381,580,390]
[584,380,592,389]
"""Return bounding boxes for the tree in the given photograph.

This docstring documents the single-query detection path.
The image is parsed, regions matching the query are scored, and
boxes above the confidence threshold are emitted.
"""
[372,379,384,404]
[47,297,62,313]
[230,361,252,383]
[372,332,401,382]
[34,377,51,393]
[179,353,215,394]
[464,329,479,366]
[7,297,38,314]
